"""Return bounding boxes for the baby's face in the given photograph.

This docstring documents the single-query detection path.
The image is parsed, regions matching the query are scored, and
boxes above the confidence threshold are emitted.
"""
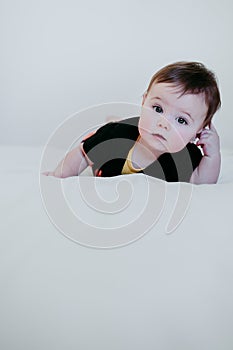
[139,82,208,155]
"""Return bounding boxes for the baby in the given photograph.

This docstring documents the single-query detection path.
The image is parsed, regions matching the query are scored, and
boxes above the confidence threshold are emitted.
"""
[43,61,221,184]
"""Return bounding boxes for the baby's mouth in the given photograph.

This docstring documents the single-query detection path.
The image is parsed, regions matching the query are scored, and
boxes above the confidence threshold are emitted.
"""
[152,133,166,141]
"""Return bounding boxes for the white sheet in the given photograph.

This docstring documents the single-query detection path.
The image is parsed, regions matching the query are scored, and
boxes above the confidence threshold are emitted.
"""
[1,146,233,350]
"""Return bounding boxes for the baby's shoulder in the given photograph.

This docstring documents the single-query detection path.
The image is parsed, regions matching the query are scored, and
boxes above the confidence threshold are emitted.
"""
[96,116,140,139]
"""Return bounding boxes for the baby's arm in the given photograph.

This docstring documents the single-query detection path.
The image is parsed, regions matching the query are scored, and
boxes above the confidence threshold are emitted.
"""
[43,143,90,178]
[189,122,221,184]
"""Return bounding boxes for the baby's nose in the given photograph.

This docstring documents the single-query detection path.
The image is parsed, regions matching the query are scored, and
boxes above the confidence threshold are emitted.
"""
[156,116,170,130]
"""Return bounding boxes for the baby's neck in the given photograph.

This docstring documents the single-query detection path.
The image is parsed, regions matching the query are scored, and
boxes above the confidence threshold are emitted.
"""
[131,137,164,169]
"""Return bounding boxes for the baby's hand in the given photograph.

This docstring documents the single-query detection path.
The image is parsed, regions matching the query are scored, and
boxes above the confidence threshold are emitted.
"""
[196,122,220,157]
[42,171,56,176]
[42,164,66,178]
[42,145,87,178]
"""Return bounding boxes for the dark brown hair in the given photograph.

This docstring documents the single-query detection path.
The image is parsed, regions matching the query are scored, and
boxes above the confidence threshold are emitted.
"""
[146,61,221,127]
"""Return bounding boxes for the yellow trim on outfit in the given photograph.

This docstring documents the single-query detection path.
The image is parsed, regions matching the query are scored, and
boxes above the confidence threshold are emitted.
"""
[121,137,144,174]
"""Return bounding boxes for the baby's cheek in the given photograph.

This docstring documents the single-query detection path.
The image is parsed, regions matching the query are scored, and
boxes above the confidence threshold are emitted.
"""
[172,131,190,151]
[139,117,152,134]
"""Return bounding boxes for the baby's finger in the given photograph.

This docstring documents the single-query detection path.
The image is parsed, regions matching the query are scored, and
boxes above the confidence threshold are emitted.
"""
[198,134,209,140]
[42,171,54,176]
[200,129,215,137]
[196,136,209,145]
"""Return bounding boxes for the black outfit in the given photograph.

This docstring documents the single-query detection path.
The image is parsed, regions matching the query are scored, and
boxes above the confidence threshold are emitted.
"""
[82,116,202,182]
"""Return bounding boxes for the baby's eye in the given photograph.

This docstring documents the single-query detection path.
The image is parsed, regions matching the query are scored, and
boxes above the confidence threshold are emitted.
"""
[153,105,163,113]
[177,117,188,125]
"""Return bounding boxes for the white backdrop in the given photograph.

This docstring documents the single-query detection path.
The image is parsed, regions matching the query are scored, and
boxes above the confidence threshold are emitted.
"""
[1,0,233,149]
[1,2,233,349]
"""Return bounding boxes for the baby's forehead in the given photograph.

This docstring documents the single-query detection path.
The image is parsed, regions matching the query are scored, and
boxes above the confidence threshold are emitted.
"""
[148,82,206,100]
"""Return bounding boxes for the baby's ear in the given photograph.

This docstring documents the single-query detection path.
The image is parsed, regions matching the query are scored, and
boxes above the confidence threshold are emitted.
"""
[142,92,147,105]
[196,127,204,138]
